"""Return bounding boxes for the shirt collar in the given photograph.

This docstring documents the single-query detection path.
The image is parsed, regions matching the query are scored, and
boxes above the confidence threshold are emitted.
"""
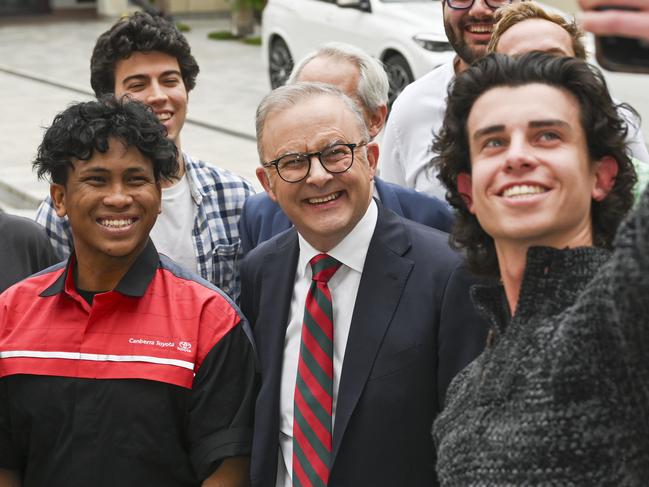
[297,199,378,278]
[181,151,204,204]
[40,239,160,298]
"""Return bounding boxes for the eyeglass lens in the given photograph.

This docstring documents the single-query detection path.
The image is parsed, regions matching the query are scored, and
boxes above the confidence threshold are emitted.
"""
[447,0,509,9]
[276,144,355,182]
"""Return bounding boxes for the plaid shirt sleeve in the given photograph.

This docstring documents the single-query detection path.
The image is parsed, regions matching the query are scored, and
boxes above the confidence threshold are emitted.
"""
[34,196,73,260]
[186,157,255,304]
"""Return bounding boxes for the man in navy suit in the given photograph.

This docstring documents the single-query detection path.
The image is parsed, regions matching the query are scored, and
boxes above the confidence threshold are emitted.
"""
[240,83,488,486]
[239,42,452,254]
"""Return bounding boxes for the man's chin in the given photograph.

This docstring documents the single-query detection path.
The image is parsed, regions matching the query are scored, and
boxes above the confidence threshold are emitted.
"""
[457,44,488,66]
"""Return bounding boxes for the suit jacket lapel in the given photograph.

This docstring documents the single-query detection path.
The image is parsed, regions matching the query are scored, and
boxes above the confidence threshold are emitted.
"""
[255,229,299,481]
[331,204,414,462]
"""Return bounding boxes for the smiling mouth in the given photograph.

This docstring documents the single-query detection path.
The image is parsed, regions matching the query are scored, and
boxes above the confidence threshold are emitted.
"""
[157,112,172,122]
[466,24,492,34]
[98,218,137,229]
[501,185,548,198]
[308,192,341,205]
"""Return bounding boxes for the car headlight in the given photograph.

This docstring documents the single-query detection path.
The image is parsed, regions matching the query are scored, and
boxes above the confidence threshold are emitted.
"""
[413,34,452,52]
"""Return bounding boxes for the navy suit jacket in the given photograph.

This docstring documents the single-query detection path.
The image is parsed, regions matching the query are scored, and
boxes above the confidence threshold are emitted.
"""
[239,177,453,254]
[240,203,489,486]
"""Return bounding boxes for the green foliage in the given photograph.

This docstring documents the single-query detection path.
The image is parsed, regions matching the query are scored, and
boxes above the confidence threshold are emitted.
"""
[231,0,265,12]
[241,36,262,46]
[207,31,239,40]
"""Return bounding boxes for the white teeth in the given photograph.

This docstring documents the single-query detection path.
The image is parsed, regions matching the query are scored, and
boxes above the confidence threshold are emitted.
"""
[468,25,492,33]
[157,113,171,121]
[309,192,340,204]
[99,218,134,228]
[502,185,547,198]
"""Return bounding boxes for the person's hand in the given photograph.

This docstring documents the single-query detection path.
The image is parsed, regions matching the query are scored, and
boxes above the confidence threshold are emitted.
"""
[578,0,649,42]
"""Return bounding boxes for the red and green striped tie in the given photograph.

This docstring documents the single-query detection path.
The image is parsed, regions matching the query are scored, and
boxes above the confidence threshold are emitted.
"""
[292,253,342,487]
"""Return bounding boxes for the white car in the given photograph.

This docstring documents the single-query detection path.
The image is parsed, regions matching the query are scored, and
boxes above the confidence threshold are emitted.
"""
[261,0,455,105]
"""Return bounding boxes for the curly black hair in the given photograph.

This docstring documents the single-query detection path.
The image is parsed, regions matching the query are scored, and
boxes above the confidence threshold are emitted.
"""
[90,11,199,97]
[432,52,637,277]
[33,95,179,185]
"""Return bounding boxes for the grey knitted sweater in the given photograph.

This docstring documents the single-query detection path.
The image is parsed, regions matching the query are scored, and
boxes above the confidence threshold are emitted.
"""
[433,191,649,485]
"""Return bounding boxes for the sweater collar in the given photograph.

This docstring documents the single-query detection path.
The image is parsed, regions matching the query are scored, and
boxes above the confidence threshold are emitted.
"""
[472,246,611,339]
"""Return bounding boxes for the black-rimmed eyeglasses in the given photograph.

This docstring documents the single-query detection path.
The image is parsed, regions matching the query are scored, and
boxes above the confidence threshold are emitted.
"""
[445,0,511,10]
[263,142,367,183]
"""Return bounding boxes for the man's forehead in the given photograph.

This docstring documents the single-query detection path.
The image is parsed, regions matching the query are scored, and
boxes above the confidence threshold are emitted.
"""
[468,83,580,133]
[263,96,361,155]
[497,18,575,57]
[297,57,360,96]
[115,50,182,79]
[73,140,151,170]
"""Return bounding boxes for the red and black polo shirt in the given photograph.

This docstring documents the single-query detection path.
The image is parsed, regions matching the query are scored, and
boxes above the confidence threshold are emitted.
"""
[0,240,256,486]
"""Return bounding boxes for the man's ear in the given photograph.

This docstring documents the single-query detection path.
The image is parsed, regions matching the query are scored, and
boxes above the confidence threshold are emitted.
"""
[366,142,379,178]
[592,155,619,202]
[456,172,474,213]
[368,105,388,138]
[50,184,68,218]
[256,167,278,202]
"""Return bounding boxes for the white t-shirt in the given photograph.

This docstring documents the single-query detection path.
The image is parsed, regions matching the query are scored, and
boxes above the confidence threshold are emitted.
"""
[275,200,379,487]
[149,173,197,274]
[380,57,649,199]
[380,58,456,199]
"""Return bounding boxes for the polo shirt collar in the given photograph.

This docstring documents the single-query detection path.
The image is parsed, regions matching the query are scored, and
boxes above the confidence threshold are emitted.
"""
[40,239,160,298]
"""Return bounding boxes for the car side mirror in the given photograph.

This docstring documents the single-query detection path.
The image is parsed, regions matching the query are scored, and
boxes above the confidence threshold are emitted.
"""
[336,0,371,12]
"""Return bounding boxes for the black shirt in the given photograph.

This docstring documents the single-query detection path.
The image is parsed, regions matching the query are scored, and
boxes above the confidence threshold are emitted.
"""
[0,212,59,293]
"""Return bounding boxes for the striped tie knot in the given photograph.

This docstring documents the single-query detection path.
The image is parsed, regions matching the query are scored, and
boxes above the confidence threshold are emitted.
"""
[309,254,341,283]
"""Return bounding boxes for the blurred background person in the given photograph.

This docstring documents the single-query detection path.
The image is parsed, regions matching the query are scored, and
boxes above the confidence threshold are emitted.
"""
[0,210,58,294]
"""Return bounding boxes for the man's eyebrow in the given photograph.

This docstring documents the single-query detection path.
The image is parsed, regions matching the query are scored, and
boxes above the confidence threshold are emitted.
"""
[472,125,505,141]
[79,166,149,175]
[79,166,110,174]
[472,119,571,140]
[121,70,182,85]
[528,119,571,129]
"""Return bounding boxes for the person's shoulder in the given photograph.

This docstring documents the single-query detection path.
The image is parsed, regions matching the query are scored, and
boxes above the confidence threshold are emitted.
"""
[1,259,66,300]
[378,179,453,232]
[0,213,50,244]
[383,179,446,206]
[243,191,278,215]
[391,59,455,109]
[157,253,241,307]
[185,155,255,193]
[382,206,457,261]
[243,226,294,263]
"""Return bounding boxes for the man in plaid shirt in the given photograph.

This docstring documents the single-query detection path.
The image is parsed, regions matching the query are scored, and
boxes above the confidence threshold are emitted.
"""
[35,12,254,302]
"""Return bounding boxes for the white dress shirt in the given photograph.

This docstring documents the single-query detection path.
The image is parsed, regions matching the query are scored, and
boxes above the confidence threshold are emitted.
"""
[275,200,379,487]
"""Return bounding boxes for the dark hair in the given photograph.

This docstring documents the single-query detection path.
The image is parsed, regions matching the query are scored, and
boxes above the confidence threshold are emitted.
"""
[432,52,637,277]
[90,12,199,97]
[33,96,179,185]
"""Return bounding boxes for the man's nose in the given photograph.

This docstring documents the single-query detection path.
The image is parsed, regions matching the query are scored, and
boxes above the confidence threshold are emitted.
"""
[305,155,334,186]
[504,136,536,172]
[103,184,134,208]
[145,81,168,105]
[468,0,494,17]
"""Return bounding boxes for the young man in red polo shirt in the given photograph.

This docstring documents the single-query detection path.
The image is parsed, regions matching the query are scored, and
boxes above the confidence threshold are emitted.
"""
[0,97,255,487]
